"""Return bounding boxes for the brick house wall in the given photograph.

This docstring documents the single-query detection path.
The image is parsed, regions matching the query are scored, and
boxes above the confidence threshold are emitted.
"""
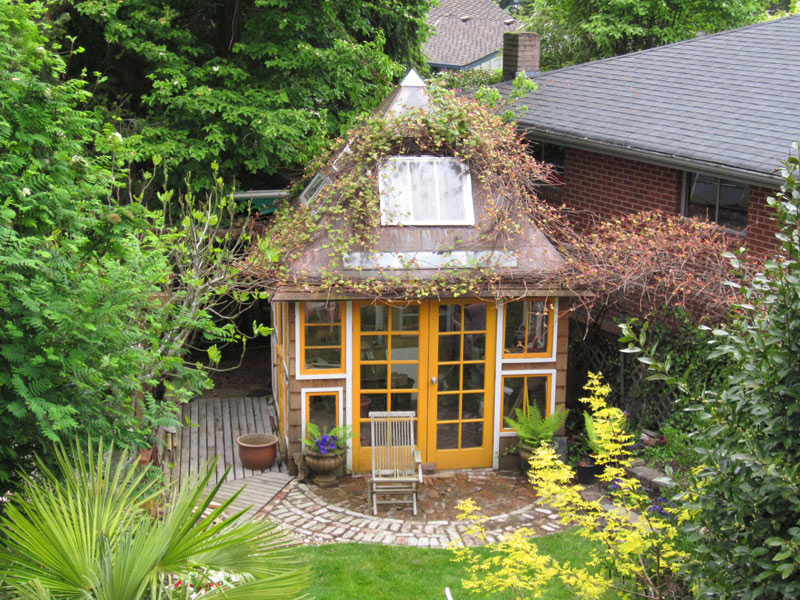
[538,146,780,254]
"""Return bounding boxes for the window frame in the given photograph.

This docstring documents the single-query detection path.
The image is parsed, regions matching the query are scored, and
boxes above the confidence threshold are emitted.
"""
[682,171,749,232]
[501,298,557,361]
[499,372,554,434]
[301,387,343,441]
[379,156,475,226]
[297,301,346,376]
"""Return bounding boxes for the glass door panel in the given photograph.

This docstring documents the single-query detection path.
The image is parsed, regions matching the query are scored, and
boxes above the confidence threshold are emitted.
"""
[427,301,495,469]
[353,302,427,471]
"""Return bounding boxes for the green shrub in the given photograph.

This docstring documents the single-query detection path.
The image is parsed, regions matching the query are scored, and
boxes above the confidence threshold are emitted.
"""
[621,145,800,598]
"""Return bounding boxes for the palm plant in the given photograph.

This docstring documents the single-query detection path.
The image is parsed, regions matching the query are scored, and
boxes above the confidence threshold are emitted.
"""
[0,439,309,599]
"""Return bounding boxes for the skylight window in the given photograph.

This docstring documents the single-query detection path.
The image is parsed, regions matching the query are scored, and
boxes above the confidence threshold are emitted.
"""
[379,156,474,226]
[298,172,329,205]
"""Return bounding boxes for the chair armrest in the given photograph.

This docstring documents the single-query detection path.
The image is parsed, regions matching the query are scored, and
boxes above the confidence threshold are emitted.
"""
[414,449,423,482]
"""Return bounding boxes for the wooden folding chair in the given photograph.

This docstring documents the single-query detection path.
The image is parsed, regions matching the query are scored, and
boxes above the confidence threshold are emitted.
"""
[367,411,423,516]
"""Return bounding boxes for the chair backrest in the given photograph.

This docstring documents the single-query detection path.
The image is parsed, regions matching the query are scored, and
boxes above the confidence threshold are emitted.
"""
[369,411,416,478]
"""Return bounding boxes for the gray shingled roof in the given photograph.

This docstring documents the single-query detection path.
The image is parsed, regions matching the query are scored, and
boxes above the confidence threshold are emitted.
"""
[498,16,800,185]
[425,0,518,68]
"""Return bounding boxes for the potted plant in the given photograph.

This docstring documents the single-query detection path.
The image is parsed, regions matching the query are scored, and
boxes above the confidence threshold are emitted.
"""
[577,411,602,484]
[302,423,353,487]
[505,404,568,471]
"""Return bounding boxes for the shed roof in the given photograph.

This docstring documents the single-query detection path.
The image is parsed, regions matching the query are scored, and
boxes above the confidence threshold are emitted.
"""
[496,15,800,185]
[425,0,519,68]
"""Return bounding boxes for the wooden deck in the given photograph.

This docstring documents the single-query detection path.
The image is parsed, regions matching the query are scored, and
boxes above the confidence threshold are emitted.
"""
[171,396,290,490]
[211,471,293,520]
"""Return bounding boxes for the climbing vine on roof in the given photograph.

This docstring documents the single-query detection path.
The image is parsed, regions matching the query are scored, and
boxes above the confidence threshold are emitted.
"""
[247,87,758,321]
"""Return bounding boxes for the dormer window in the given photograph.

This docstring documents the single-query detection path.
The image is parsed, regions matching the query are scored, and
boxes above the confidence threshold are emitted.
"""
[379,156,474,226]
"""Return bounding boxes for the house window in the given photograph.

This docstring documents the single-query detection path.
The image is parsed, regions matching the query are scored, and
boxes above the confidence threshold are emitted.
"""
[501,374,552,432]
[684,173,748,231]
[306,390,339,433]
[379,156,474,226]
[503,299,554,359]
[300,302,345,374]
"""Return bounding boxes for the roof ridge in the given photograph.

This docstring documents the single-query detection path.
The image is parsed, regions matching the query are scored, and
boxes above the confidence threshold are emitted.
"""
[519,13,800,79]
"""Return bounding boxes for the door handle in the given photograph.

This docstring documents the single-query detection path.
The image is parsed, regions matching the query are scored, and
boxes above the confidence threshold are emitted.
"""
[431,377,437,385]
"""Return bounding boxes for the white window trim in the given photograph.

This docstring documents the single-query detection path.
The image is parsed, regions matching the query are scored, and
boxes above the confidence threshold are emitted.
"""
[379,156,475,226]
[300,387,345,447]
[294,303,347,381]
[496,368,558,439]
[499,298,559,363]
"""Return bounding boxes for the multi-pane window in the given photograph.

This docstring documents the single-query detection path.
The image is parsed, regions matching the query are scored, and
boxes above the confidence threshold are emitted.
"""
[300,302,344,373]
[501,374,551,432]
[684,173,748,231]
[379,156,474,226]
[503,299,554,358]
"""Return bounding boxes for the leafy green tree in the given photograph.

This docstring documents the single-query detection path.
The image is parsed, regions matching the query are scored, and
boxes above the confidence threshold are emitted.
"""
[514,0,772,70]
[56,0,431,188]
[0,1,264,491]
[0,439,310,599]
[620,145,800,597]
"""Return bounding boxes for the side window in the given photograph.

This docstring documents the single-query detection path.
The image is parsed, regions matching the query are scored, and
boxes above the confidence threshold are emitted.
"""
[501,374,552,432]
[503,299,555,359]
[300,302,345,374]
[684,172,748,231]
[306,391,339,432]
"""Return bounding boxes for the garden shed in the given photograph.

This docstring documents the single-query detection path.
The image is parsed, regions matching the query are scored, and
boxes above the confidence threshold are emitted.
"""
[265,71,575,472]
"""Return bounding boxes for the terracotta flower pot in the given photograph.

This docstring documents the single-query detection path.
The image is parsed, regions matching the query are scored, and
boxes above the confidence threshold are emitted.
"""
[305,451,344,487]
[236,433,278,470]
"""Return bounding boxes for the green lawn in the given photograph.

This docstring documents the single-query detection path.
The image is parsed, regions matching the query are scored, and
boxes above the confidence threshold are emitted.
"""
[300,529,607,599]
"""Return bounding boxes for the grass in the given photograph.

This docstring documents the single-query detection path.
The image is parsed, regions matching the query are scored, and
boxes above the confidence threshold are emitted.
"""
[300,529,607,599]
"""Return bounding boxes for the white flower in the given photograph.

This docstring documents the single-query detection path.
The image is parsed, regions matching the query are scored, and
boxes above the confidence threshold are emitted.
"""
[21,187,31,197]
[109,131,123,144]
[212,66,219,72]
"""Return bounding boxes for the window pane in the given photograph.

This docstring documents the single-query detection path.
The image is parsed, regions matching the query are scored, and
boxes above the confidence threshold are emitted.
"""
[463,363,484,390]
[305,348,340,369]
[437,423,459,449]
[408,159,438,222]
[526,301,548,353]
[361,364,387,389]
[306,302,339,324]
[461,422,483,448]
[718,179,748,230]
[391,335,418,361]
[437,394,460,421]
[439,304,461,332]
[438,334,461,362]
[504,302,525,354]
[391,305,419,331]
[309,394,337,432]
[463,333,485,360]
[462,393,484,419]
[391,392,417,413]
[390,363,418,390]
[361,305,388,332]
[438,364,460,391]
[463,303,486,330]
[360,335,387,361]
[503,377,525,423]
[379,160,406,224]
[305,325,340,346]
[526,377,549,418]
[438,160,468,222]
[360,393,387,419]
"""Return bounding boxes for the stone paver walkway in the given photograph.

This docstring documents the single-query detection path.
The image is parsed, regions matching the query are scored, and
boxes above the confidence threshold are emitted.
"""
[258,477,563,548]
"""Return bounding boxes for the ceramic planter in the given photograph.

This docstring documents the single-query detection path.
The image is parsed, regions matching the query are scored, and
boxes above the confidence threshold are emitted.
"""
[236,433,278,470]
[305,451,344,487]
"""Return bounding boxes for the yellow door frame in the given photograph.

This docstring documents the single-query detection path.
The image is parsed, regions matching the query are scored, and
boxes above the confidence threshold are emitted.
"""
[351,299,496,471]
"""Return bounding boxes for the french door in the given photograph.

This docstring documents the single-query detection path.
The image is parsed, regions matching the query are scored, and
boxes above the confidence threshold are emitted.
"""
[352,300,496,471]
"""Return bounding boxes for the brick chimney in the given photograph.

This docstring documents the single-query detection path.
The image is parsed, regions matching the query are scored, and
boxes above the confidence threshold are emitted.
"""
[502,32,540,81]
